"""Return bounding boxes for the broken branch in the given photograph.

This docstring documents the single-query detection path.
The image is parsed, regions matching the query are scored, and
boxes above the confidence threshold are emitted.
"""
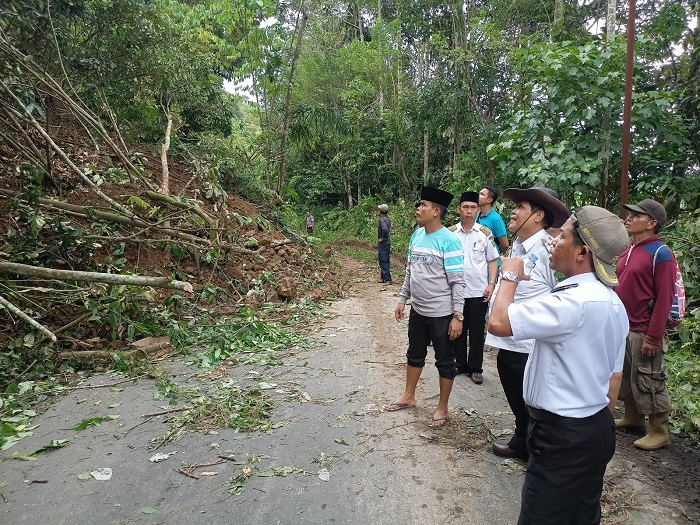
[0,261,193,292]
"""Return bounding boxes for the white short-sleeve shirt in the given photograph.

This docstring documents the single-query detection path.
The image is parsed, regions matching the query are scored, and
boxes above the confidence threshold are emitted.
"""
[454,222,500,298]
[508,273,629,417]
[486,229,558,353]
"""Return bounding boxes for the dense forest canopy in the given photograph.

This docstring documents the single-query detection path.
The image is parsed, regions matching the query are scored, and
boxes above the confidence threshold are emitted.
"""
[3,0,698,209]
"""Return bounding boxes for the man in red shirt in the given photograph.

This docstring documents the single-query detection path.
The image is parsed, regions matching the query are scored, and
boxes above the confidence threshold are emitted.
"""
[615,199,676,450]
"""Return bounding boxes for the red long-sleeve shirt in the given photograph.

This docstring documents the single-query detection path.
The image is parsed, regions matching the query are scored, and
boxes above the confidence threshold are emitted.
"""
[615,237,676,340]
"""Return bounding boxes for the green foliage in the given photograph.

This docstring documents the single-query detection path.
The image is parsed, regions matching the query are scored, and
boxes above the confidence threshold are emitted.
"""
[667,329,700,438]
[153,382,277,445]
[659,210,700,436]
[180,309,308,370]
[487,38,692,206]
[87,284,169,342]
[4,188,100,268]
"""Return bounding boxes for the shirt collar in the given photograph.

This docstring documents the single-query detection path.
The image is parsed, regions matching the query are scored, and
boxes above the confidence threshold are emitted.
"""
[553,272,599,290]
[518,228,548,252]
[454,222,479,234]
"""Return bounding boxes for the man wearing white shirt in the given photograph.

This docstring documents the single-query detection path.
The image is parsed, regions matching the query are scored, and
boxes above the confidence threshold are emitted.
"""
[488,206,629,525]
[486,187,569,461]
[452,191,499,384]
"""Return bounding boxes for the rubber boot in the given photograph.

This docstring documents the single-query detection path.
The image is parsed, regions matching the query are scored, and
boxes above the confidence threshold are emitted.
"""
[615,401,646,434]
[634,412,670,451]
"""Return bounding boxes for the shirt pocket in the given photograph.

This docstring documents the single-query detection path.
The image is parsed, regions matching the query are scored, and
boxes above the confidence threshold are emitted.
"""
[472,241,487,262]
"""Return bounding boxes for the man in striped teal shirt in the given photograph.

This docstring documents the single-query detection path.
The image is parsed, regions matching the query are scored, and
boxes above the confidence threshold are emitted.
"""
[385,187,466,428]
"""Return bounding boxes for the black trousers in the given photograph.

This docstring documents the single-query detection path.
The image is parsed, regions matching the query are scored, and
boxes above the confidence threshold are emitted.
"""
[518,408,615,525]
[406,309,457,379]
[454,297,488,373]
[496,349,529,454]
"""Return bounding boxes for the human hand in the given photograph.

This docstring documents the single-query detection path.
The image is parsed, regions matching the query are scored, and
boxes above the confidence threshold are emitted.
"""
[501,257,530,281]
[483,283,495,302]
[448,318,462,341]
[395,303,405,322]
[378,238,384,243]
[641,340,660,357]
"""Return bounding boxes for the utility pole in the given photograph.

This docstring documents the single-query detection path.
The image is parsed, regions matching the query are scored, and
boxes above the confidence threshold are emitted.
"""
[620,0,636,218]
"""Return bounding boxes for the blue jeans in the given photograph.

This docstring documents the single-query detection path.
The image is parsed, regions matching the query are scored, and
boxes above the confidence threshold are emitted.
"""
[378,242,392,283]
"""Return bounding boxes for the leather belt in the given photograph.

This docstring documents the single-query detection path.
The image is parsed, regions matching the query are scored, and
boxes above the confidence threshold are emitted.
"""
[527,406,599,424]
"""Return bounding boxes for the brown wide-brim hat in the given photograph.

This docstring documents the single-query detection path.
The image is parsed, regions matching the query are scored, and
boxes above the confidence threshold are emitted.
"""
[503,186,570,229]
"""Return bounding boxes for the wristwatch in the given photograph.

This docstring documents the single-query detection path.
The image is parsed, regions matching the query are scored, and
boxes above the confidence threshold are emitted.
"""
[488,280,497,285]
[501,271,520,283]
[453,313,465,322]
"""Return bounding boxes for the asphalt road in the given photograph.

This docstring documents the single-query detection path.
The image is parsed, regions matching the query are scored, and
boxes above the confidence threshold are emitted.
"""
[1,271,695,524]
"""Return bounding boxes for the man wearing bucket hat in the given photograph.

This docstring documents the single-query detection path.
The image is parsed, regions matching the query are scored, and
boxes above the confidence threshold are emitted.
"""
[489,206,629,525]
[615,199,677,450]
[377,204,393,285]
[386,187,466,428]
[486,186,569,461]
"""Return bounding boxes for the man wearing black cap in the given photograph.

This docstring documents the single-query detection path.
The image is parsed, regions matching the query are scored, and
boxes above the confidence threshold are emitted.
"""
[489,206,630,525]
[452,191,499,384]
[385,187,466,428]
[486,186,569,461]
[615,199,677,450]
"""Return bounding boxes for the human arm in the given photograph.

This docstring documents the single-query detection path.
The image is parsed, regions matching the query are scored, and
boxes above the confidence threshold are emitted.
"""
[487,257,526,337]
[643,249,676,355]
[607,372,623,413]
[484,258,498,302]
[497,236,509,253]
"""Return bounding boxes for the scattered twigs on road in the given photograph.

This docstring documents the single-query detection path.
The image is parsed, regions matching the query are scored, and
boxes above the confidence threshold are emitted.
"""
[63,375,146,390]
[176,458,227,479]
[141,406,191,417]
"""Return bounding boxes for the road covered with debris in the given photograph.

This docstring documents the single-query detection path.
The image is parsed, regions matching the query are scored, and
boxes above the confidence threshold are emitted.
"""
[1,257,697,524]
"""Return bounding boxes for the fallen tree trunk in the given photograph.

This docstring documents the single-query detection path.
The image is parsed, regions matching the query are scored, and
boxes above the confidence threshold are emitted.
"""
[145,190,217,230]
[0,262,194,293]
[0,293,57,342]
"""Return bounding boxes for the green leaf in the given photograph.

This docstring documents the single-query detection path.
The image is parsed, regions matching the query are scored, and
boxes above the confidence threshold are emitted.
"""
[68,415,120,431]
[334,439,348,446]
[141,507,157,515]
[77,472,92,481]
[13,438,73,460]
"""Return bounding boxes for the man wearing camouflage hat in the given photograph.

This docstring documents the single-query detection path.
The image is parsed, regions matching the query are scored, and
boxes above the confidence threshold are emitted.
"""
[489,206,630,525]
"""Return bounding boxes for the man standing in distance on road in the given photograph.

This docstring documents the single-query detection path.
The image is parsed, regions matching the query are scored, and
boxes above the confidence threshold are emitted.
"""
[489,206,629,525]
[487,187,569,461]
[615,199,676,450]
[377,204,393,285]
[386,187,466,428]
[452,191,499,384]
[477,186,509,255]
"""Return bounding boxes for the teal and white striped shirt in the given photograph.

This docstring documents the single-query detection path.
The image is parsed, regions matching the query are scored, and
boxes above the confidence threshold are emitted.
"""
[399,226,466,317]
